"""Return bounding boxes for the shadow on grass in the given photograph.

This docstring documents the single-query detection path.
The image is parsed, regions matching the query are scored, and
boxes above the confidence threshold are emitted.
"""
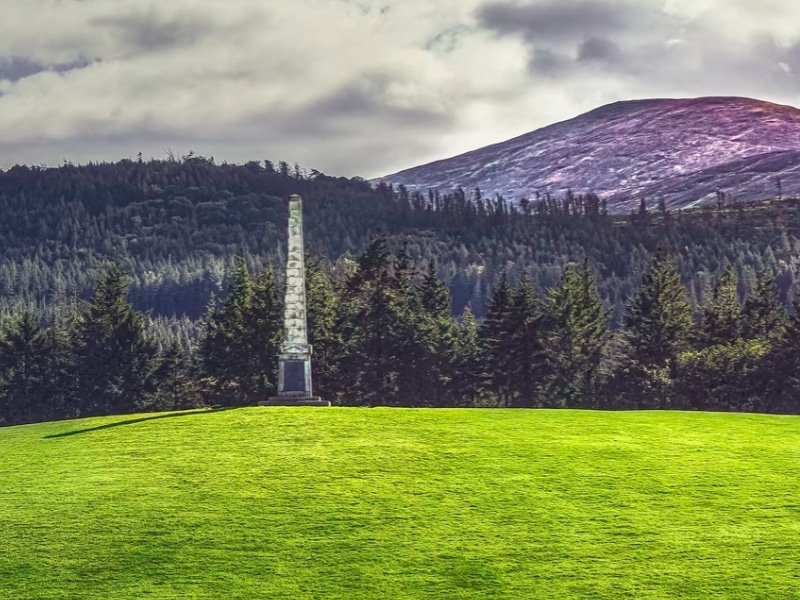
[44,406,244,439]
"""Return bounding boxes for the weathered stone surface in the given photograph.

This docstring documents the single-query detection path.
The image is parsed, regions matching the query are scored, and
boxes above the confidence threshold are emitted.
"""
[272,194,324,404]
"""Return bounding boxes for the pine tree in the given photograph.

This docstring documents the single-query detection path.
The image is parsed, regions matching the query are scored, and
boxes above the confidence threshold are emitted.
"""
[0,311,47,424]
[757,305,800,413]
[507,276,548,407]
[479,273,515,406]
[452,305,483,406]
[340,236,403,405]
[74,262,156,416]
[607,252,693,409]
[306,254,342,402]
[200,256,282,404]
[700,267,742,346]
[200,254,255,403]
[742,269,788,342]
[151,340,201,411]
[410,259,457,406]
[243,264,283,396]
[624,253,693,370]
[386,243,435,405]
[419,259,450,318]
[544,260,609,407]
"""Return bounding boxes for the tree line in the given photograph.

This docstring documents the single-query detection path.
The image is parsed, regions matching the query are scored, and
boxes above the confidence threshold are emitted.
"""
[2,237,799,426]
[1,157,800,332]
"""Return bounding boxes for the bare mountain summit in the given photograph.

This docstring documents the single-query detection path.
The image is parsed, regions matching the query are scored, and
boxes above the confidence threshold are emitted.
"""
[376,97,800,212]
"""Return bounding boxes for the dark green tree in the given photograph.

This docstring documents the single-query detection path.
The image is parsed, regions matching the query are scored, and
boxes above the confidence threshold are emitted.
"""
[742,269,788,342]
[306,254,343,402]
[543,260,609,407]
[407,259,458,406]
[479,273,515,406]
[74,262,157,416]
[243,264,283,396]
[0,312,47,424]
[452,305,483,406]
[700,267,742,346]
[624,253,693,370]
[200,256,282,404]
[506,276,548,407]
[606,253,692,409]
[750,302,800,413]
[340,236,404,405]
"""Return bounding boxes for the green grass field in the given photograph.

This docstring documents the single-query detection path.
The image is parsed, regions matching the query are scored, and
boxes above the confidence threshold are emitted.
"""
[1,408,799,599]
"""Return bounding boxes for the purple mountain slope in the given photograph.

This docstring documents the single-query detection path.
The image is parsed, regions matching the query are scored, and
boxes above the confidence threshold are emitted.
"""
[376,97,800,211]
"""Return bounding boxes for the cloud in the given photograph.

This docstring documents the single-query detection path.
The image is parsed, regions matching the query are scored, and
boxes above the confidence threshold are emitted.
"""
[476,0,653,42]
[0,57,48,82]
[577,37,624,65]
[0,0,799,177]
[476,0,800,99]
[0,56,92,82]
[91,10,215,54]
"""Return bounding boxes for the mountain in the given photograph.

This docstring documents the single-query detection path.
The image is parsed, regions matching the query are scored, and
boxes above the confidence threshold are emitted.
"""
[376,97,800,211]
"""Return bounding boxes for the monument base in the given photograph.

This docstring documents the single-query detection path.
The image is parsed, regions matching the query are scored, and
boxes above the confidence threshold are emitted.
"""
[259,397,330,407]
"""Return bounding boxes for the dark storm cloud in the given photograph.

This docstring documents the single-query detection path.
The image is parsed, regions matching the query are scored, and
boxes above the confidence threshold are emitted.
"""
[474,0,800,95]
[476,0,649,42]
[577,37,623,65]
[262,74,453,141]
[0,57,46,81]
[476,0,678,78]
[310,76,448,124]
[92,11,213,53]
[0,56,92,82]
[528,48,573,76]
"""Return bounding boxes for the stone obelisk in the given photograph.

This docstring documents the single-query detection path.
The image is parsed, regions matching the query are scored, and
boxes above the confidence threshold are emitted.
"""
[262,195,329,406]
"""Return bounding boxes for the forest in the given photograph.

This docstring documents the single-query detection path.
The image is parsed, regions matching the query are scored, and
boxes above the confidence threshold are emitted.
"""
[0,156,799,425]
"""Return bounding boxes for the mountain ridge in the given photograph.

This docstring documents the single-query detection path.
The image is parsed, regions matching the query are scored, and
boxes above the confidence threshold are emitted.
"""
[376,96,800,211]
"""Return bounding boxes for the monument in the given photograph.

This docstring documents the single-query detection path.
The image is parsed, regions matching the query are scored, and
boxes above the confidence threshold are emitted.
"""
[260,195,329,406]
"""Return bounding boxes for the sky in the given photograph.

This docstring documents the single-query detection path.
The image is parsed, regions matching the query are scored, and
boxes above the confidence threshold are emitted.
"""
[1,0,799,178]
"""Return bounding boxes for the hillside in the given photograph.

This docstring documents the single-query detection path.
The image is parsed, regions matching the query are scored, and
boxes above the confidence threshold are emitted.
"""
[1,408,799,599]
[1,158,800,329]
[377,97,800,211]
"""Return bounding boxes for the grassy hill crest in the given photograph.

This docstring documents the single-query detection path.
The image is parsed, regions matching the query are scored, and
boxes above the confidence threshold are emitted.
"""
[2,407,799,599]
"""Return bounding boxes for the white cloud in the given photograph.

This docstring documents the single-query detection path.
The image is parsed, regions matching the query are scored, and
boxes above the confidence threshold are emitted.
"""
[0,0,799,177]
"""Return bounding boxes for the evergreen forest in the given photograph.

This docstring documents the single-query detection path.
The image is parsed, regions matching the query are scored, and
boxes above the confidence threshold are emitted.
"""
[1,156,800,425]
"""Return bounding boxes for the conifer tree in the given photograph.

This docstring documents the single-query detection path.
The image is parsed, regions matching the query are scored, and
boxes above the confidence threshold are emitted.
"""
[742,269,788,342]
[74,262,156,415]
[243,264,283,396]
[479,273,515,405]
[624,252,693,370]
[452,305,483,406]
[544,260,609,407]
[200,255,282,403]
[507,276,548,407]
[757,305,800,413]
[387,242,432,404]
[340,236,404,404]
[700,267,742,346]
[410,259,458,406]
[607,252,692,408]
[151,340,200,410]
[419,259,450,318]
[0,312,46,424]
[200,255,254,402]
[306,254,343,401]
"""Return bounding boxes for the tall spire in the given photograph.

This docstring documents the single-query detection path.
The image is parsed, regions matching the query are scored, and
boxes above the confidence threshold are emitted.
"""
[261,195,328,406]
